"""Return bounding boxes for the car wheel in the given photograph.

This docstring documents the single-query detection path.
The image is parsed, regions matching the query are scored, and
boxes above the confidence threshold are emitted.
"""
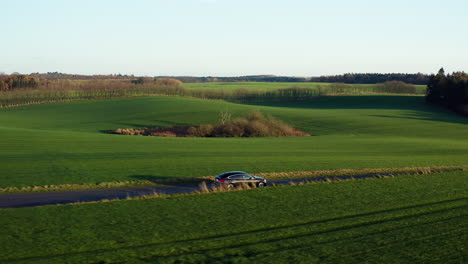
[257,182,266,188]
[227,183,235,189]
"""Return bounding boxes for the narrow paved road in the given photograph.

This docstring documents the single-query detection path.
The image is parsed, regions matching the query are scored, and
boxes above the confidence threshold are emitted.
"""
[0,174,390,208]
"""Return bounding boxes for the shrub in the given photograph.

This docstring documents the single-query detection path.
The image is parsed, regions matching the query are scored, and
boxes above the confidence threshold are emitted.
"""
[187,124,214,137]
[150,131,177,137]
[246,120,270,137]
[154,78,183,88]
[224,111,310,137]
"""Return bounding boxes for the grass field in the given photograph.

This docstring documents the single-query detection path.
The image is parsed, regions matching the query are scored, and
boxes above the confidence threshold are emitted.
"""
[184,81,352,91]
[0,95,467,188]
[184,82,427,93]
[0,170,466,263]
[0,90,466,263]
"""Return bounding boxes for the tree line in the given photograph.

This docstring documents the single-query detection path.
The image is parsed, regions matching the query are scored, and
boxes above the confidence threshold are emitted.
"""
[160,73,430,84]
[30,72,135,80]
[157,75,309,83]
[0,75,39,91]
[313,73,429,85]
[2,72,431,85]
[426,68,468,115]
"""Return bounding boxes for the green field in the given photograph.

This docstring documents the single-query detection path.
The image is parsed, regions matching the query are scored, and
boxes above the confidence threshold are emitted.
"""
[1,171,466,263]
[184,81,350,91]
[184,81,427,93]
[0,95,467,188]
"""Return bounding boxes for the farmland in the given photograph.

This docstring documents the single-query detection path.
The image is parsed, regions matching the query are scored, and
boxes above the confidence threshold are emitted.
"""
[0,83,467,263]
[0,170,466,263]
[0,94,467,188]
[0,81,425,108]
[184,81,427,94]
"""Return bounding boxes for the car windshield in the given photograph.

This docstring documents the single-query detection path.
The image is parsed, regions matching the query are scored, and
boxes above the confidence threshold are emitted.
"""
[216,171,247,178]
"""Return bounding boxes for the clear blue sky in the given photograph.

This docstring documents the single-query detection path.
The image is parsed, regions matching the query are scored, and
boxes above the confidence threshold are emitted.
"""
[1,0,467,76]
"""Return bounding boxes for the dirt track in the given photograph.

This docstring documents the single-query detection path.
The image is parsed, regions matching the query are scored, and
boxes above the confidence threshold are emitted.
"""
[0,174,393,208]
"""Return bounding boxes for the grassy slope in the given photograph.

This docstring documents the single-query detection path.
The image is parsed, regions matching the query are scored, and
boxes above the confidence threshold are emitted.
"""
[0,95,467,187]
[0,171,466,263]
[184,82,427,93]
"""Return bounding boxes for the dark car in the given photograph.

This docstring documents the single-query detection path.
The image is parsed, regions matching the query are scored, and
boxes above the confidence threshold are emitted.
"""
[213,171,267,188]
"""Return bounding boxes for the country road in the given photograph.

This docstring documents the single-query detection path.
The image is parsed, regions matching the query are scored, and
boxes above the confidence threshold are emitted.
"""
[0,173,397,208]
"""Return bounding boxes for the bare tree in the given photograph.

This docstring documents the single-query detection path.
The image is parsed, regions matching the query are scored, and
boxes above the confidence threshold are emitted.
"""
[219,110,232,125]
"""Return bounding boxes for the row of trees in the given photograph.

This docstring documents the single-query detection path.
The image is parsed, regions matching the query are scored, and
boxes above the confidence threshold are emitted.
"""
[159,75,308,83]
[130,77,183,88]
[0,75,39,91]
[313,73,429,85]
[3,72,431,85]
[426,68,468,115]
[30,72,135,80]
[163,74,430,84]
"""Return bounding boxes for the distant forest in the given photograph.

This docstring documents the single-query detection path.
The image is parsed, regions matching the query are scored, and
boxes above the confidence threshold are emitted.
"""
[159,73,430,84]
[0,72,431,85]
[426,68,468,116]
[312,73,429,85]
[28,72,135,80]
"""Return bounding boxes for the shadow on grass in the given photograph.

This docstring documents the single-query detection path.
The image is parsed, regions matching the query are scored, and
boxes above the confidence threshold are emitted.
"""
[240,96,428,110]
[3,197,465,263]
[239,96,468,125]
[370,112,468,125]
[141,200,467,261]
[170,214,464,264]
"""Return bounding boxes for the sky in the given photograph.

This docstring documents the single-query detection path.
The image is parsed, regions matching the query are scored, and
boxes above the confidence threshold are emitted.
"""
[1,0,467,76]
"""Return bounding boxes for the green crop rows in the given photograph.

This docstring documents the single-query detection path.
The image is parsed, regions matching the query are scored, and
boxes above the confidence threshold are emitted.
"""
[0,95,467,188]
[184,81,427,93]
